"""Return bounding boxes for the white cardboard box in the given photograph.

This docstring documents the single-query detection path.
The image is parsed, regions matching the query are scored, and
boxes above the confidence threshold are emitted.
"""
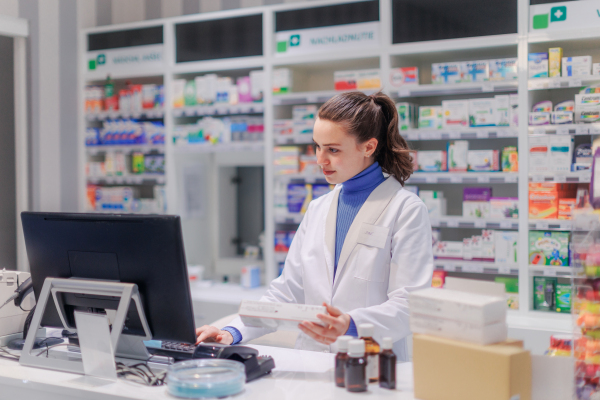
[409,288,507,326]
[410,313,508,345]
[239,300,325,331]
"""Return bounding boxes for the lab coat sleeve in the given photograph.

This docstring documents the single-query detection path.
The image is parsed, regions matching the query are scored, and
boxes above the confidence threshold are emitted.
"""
[347,200,433,343]
[224,202,309,343]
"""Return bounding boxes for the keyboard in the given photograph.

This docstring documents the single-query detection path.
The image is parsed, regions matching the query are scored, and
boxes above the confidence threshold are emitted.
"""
[145,340,196,361]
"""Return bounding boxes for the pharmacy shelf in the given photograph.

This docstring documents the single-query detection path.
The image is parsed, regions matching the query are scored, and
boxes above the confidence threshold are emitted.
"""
[273,173,327,183]
[434,260,518,275]
[172,142,264,154]
[85,109,164,121]
[529,219,573,231]
[404,127,518,141]
[431,217,518,230]
[394,81,518,98]
[506,310,572,333]
[275,135,314,145]
[86,174,166,185]
[407,172,518,184]
[528,124,596,136]
[172,103,264,118]
[529,265,573,278]
[528,76,600,91]
[529,171,591,183]
[274,213,304,224]
[85,144,165,155]
[272,89,378,106]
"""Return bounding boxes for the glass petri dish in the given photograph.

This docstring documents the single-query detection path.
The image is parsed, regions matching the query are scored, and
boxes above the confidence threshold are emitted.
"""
[167,359,245,399]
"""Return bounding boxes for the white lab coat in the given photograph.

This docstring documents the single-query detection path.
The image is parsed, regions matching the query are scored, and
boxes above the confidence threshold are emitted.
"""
[228,176,433,361]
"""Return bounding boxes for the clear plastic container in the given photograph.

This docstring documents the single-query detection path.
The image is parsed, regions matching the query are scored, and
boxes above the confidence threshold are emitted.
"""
[167,359,245,399]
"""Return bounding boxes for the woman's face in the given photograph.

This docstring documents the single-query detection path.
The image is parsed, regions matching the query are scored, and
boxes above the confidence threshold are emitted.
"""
[313,118,378,185]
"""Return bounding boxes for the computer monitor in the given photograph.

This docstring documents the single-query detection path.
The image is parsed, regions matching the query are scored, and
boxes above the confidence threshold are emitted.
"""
[21,212,197,345]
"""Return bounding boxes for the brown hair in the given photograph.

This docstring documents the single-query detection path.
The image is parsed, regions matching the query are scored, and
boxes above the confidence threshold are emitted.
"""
[317,91,413,185]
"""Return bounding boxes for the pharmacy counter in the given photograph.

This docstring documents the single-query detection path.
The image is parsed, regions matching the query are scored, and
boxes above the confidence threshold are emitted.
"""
[0,344,415,400]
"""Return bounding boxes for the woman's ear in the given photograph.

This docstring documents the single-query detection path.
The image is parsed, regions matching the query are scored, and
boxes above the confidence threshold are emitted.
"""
[364,138,378,158]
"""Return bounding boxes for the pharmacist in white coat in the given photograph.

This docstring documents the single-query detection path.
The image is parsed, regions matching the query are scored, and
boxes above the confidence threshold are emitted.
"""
[196,92,434,361]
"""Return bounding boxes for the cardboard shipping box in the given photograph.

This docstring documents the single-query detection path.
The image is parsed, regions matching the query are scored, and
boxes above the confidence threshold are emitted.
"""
[413,334,531,400]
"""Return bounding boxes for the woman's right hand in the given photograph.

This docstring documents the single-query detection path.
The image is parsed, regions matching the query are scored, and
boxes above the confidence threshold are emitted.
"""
[195,325,234,345]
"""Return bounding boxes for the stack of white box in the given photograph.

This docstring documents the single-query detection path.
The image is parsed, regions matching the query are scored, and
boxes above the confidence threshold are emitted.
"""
[409,288,507,345]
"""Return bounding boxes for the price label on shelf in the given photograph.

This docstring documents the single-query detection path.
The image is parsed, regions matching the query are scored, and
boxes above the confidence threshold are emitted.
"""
[500,220,514,229]
[532,128,546,136]
[463,265,484,273]
[531,175,544,182]
[449,131,461,139]
[447,220,459,228]
[590,125,600,135]
[482,82,494,92]
[478,175,490,183]
[505,174,518,183]
[528,80,548,90]
[557,127,570,135]
[543,268,557,277]
[582,171,592,182]
[536,221,549,230]
[443,264,456,272]
[450,175,462,183]
[407,132,419,141]
[550,79,562,89]
[498,266,512,275]
[474,220,486,228]
[426,176,438,183]
[399,89,411,97]
[569,79,582,87]
[476,130,488,138]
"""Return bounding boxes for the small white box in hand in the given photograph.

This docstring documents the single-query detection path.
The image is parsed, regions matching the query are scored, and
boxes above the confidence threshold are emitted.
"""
[239,300,326,331]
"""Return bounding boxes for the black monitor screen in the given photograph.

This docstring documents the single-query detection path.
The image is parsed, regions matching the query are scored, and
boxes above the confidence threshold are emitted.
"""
[88,26,163,51]
[176,15,263,63]
[275,1,379,32]
[392,0,517,44]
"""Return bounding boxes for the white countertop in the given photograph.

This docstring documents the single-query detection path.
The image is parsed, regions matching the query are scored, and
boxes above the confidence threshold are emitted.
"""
[0,344,415,400]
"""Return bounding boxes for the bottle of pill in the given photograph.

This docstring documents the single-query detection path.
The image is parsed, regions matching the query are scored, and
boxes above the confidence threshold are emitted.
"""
[345,339,367,393]
[358,323,380,383]
[379,337,396,389]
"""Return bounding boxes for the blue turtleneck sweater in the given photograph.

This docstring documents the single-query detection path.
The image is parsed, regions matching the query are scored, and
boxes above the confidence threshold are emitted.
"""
[222,162,386,344]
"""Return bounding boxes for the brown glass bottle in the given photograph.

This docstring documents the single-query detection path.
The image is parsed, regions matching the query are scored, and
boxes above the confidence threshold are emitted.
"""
[335,336,352,387]
[358,323,380,382]
[345,339,367,392]
[379,337,396,389]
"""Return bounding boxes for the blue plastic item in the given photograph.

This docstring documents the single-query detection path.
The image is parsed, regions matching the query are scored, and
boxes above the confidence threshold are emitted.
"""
[167,359,245,399]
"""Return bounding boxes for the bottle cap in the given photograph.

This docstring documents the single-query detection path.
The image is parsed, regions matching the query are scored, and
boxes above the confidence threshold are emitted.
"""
[336,335,353,352]
[382,337,393,350]
[358,323,374,338]
[348,339,365,357]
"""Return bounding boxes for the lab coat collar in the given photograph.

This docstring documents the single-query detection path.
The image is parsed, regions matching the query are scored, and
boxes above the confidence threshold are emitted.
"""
[325,177,402,292]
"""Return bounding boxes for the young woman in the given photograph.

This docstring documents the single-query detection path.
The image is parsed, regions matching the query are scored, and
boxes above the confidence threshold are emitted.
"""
[195,92,433,361]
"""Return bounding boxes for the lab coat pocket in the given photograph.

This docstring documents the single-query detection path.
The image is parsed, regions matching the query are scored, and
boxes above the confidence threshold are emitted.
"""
[354,223,390,283]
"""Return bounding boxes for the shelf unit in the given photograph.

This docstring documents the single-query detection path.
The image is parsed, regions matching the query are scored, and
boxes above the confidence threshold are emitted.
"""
[78,0,600,332]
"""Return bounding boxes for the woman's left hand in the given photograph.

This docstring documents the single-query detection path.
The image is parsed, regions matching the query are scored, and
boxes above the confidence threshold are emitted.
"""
[298,303,351,345]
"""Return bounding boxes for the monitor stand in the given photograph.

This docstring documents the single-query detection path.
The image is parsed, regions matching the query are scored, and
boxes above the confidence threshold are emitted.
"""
[19,277,152,375]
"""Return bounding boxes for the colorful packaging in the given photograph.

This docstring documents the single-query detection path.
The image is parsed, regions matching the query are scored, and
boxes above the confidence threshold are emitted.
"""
[529,191,560,219]
[448,141,469,172]
[469,99,495,127]
[575,94,600,123]
[532,100,552,112]
[528,135,549,173]
[274,120,293,136]
[131,152,144,174]
[237,76,253,103]
[461,60,489,83]
[490,198,519,219]
[558,198,575,220]
[463,237,473,260]
[467,150,500,172]
[312,183,331,200]
[390,67,419,86]
[292,105,317,121]
[241,265,261,289]
[463,187,492,218]
[396,102,417,130]
[356,69,381,89]
[533,277,556,311]
[495,277,519,310]
[489,58,518,81]
[433,241,463,260]
[431,62,462,84]
[551,111,574,124]
[442,100,469,128]
[273,68,293,94]
[549,135,573,173]
[594,63,600,76]
[250,70,264,101]
[419,106,443,129]
[501,146,518,172]
[510,94,519,127]
[528,231,570,266]
[172,79,186,108]
[419,191,447,218]
[334,70,357,91]
[548,47,563,78]
[562,56,592,77]
[529,112,551,125]
[573,143,592,171]
[287,183,312,214]
[431,270,447,288]
[274,231,289,252]
[482,230,495,260]
[555,283,571,313]
[495,231,518,265]
[417,151,447,172]
[495,95,510,127]
[528,53,548,78]
[555,100,574,111]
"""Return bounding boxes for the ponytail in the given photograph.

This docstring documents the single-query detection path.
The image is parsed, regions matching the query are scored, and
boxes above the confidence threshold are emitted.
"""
[317,91,414,185]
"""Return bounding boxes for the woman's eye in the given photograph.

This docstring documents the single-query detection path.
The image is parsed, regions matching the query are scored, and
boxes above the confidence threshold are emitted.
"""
[329,148,339,153]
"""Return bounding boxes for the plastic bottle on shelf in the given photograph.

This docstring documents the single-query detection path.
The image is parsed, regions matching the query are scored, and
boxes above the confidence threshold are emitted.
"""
[345,339,367,393]
[358,323,380,383]
[104,75,118,111]
[335,336,352,388]
[379,337,396,389]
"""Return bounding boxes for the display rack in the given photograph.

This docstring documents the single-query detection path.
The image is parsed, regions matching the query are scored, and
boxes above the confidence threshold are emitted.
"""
[78,0,600,334]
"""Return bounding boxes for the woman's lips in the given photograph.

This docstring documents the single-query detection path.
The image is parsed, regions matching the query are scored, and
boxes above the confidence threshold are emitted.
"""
[323,170,335,176]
